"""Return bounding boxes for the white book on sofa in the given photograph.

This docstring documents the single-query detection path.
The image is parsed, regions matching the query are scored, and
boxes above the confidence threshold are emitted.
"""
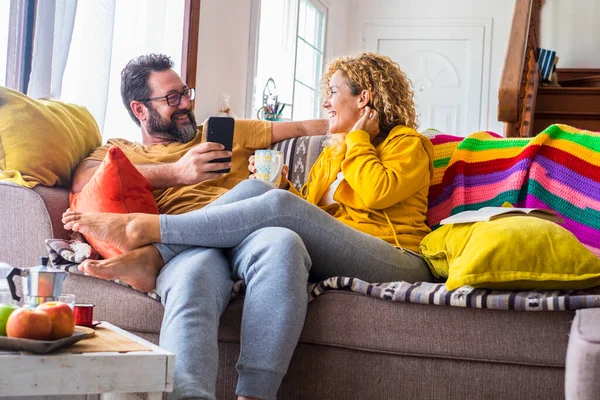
[440,207,564,225]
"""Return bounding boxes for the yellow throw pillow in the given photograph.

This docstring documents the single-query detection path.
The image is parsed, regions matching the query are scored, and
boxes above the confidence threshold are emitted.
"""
[419,216,600,290]
[0,87,102,188]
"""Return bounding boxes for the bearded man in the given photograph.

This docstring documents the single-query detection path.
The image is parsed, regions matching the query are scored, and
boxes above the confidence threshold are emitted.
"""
[70,54,327,400]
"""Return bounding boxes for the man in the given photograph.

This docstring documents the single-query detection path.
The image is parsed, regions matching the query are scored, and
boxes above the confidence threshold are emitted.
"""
[70,54,327,400]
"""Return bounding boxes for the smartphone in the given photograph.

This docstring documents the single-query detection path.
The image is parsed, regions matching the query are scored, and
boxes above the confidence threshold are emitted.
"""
[206,116,235,173]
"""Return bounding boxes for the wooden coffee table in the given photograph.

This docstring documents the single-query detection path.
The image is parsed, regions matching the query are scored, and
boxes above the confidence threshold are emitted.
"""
[0,322,174,399]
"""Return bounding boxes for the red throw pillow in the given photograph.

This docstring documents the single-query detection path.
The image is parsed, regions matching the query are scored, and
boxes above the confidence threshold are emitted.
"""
[69,146,158,258]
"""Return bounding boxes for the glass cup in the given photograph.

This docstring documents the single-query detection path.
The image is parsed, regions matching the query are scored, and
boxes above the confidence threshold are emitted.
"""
[58,294,76,309]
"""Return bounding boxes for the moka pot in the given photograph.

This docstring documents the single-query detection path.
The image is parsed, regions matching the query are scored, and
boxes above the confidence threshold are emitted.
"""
[4,257,68,306]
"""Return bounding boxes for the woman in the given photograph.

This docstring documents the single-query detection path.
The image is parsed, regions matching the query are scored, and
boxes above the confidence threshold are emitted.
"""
[62,52,435,290]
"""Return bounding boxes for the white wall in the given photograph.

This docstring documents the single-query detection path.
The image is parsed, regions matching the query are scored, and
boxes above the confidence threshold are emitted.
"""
[196,0,600,132]
[540,0,600,68]
[194,0,515,133]
[345,0,516,134]
[322,0,351,66]
[193,0,600,132]
[194,0,254,123]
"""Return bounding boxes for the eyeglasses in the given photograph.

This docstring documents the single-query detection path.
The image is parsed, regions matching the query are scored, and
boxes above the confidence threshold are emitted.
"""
[141,88,195,107]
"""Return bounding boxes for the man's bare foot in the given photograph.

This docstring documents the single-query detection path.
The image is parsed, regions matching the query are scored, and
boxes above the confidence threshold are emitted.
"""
[78,245,164,292]
[62,209,160,252]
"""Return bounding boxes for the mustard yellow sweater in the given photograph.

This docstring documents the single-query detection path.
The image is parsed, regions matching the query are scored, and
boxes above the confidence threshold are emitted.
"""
[289,125,434,252]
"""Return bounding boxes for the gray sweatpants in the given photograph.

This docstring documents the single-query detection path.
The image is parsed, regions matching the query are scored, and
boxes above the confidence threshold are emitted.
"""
[155,228,310,400]
[155,182,311,400]
[160,179,433,284]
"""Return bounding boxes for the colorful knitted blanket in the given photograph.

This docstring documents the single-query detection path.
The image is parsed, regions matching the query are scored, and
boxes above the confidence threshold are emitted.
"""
[427,124,600,258]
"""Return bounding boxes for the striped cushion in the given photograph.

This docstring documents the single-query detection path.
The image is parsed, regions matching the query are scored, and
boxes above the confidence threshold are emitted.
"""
[309,277,600,311]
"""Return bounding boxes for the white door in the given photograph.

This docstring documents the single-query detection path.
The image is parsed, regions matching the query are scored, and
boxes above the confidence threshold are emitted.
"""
[364,21,491,135]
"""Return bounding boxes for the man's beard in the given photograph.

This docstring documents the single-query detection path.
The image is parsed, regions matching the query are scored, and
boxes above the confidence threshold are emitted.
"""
[147,106,198,143]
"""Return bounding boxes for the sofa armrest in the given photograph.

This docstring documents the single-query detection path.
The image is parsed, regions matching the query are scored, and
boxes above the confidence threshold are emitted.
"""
[565,308,600,399]
[269,135,326,191]
[0,183,70,268]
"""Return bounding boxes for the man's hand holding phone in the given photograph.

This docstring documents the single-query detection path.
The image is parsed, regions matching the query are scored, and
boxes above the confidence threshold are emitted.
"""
[173,142,232,185]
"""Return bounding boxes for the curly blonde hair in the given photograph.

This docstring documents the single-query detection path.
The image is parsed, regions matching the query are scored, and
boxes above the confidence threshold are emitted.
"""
[321,52,418,134]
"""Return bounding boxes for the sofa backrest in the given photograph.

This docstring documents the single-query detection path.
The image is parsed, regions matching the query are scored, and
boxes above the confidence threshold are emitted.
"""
[270,135,327,191]
[270,132,465,196]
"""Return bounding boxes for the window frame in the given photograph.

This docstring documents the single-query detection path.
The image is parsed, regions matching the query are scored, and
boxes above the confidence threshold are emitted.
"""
[182,0,201,90]
[291,0,328,120]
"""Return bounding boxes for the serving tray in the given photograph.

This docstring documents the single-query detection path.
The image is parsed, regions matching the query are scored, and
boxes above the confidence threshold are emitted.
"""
[0,326,94,354]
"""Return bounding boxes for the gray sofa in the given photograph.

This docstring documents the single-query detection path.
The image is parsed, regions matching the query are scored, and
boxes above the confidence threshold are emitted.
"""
[1,134,599,399]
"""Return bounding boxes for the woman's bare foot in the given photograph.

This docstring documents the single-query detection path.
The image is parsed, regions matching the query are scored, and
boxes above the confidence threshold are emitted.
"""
[78,245,164,292]
[62,209,160,252]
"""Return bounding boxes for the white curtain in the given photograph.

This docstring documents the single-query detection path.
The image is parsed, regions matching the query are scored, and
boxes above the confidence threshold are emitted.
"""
[100,0,184,142]
[27,0,78,99]
[61,0,116,132]
[61,0,185,141]
[5,0,33,91]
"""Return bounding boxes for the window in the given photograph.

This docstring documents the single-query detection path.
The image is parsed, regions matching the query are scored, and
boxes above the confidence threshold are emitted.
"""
[253,0,327,121]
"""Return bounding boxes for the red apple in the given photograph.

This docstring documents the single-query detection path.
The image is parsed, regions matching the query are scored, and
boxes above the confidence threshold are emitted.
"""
[6,308,52,340]
[37,301,75,340]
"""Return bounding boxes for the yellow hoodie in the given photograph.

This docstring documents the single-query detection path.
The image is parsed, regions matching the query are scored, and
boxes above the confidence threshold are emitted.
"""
[289,125,434,252]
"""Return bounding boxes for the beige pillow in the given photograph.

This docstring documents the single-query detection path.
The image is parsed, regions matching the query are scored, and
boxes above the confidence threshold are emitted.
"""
[0,87,102,188]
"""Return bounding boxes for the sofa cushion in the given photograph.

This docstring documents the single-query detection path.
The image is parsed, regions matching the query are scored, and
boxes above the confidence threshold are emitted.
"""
[61,274,163,337]
[419,216,600,291]
[219,291,571,399]
[0,87,102,188]
[219,291,572,368]
[69,146,158,258]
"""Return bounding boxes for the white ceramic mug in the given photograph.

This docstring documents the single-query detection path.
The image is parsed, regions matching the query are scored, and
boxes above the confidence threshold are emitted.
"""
[254,150,284,187]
